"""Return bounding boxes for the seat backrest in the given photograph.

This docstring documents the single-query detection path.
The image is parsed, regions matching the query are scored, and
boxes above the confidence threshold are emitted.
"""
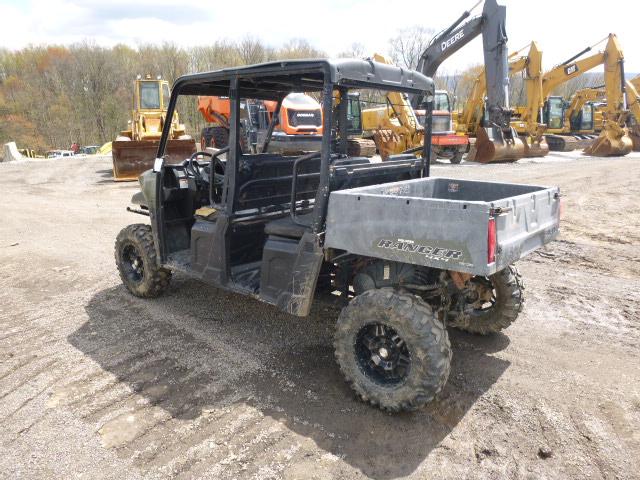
[234,153,423,212]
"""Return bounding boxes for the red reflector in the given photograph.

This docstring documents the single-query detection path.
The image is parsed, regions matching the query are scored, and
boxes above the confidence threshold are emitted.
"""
[488,217,497,264]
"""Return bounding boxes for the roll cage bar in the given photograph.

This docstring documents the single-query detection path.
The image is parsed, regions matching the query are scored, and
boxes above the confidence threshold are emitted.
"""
[155,59,435,234]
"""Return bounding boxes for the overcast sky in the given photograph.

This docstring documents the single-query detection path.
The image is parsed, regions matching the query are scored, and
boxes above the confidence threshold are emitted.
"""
[1,0,638,73]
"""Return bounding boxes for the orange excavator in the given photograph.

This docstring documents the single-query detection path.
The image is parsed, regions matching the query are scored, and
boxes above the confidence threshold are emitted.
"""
[112,75,196,181]
[198,93,324,154]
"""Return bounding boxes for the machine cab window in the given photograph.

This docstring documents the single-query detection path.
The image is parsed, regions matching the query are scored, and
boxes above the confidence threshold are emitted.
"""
[139,81,161,110]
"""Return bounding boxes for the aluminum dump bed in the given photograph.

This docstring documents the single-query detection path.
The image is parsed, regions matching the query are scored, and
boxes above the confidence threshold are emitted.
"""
[325,177,560,276]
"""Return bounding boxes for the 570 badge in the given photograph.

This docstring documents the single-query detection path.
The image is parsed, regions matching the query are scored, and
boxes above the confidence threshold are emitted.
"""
[376,238,464,261]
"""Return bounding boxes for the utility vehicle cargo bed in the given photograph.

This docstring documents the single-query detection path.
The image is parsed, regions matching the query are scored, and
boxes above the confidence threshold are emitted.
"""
[325,177,560,276]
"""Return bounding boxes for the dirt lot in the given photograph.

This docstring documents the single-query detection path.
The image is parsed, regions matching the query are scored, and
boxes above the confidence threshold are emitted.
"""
[1,153,639,480]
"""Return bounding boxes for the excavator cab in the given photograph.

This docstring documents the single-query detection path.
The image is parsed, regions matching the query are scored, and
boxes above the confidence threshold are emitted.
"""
[543,97,566,131]
[570,103,595,133]
[345,92,363,135]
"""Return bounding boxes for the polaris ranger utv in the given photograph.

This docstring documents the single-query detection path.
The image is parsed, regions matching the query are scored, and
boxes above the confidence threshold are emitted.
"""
[115,59,560,412]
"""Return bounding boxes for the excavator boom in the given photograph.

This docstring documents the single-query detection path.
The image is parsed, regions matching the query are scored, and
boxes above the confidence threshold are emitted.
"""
[415,0,524,163]
[626,80,640,150]
[460,41,548,158]
[539,35,632,157]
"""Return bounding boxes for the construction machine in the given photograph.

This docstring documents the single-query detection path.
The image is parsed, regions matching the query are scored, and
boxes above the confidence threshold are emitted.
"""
[540,34,632,156]
[625,76,640,151]
[112,75,196,181]
[360,55,472,162]
[459,41,549,158]
[412,0,525,163]
[360,53,427,161]
[333,91,378,157]
[540,87,605,151]
[198,93,324,155]
[415,90,469,163]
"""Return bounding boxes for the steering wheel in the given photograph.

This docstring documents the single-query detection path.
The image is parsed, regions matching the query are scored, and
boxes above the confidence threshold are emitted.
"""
[185,151,212,182]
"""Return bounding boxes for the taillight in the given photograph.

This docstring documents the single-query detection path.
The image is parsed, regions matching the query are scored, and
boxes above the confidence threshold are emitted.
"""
[487,217,497,264]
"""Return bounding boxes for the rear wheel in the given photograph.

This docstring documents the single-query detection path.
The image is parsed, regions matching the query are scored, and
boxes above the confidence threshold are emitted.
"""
[449,150,464,164]
[334,288,451,412]
[448,265,524,335]
[115,224,171,298]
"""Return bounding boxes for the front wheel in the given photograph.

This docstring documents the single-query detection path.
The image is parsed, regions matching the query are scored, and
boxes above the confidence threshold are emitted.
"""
[448,265,524,335]
[115,224,171,298]
[334,288,451,412]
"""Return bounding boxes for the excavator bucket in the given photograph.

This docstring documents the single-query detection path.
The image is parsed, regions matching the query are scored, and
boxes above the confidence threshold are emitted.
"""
[467,127,526,163]
[112,138,197,181]
[583,128,633,157]
[521,136,550,158]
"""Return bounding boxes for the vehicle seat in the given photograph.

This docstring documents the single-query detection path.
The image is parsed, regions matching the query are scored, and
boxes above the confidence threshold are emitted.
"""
[264,213,313,238]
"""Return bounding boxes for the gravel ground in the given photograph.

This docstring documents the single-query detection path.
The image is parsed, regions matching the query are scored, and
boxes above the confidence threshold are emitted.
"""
[1,152,639,480]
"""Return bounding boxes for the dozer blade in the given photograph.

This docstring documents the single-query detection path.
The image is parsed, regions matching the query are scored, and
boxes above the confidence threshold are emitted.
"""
[112,138,196,181]
[584,129,633,157]
[521,136,549,158]
[467,127,525,163]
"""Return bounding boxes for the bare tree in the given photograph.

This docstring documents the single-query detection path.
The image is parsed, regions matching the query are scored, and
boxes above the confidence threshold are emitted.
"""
[388,26,435,70]
[236,36,267,65]
[337,42,366,59]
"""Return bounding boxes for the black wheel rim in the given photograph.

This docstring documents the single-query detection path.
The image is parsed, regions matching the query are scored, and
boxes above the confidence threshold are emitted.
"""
[121,244,144,284]
[355,323,411,386]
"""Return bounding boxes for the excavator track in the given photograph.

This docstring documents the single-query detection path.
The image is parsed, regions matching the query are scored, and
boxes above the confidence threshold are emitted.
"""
[545,134,602,152]
[347,138,377,157]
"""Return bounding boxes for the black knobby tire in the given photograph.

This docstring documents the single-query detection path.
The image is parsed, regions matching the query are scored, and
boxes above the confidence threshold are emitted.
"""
[334,288,452,412]
[211,126,230,149]
[450,150,464,164]
[114,224,171,298]
[449,265,524,335]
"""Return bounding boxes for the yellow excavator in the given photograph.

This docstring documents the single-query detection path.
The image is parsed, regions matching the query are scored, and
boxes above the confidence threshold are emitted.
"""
[459,41,549,158]
[626,76,640,151]
[360,53,425,160]
[112,75,196,181]
[540,34,632,156]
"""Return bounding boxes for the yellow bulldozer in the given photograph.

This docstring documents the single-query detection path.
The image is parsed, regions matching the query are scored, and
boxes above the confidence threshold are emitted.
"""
[112,75,196,181]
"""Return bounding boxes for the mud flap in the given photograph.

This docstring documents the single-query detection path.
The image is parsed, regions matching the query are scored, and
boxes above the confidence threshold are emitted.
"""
[274,232,324,317]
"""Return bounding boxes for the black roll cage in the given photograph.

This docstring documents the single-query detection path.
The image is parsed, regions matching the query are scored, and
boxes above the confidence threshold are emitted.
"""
[154,59,434,248]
